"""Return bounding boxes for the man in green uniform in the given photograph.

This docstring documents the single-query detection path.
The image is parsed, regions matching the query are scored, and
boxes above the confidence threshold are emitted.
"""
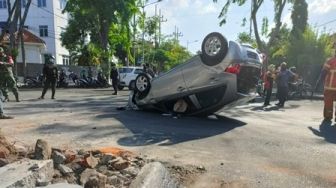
[0,47,20,102]
[0,90,13,119]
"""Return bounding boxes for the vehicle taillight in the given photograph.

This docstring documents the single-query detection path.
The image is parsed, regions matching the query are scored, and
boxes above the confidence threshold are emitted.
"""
[225,64,241,74]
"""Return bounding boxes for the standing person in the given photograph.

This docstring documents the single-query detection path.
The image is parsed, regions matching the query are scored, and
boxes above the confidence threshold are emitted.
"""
[0,90,13,119]
[110,63,119,95]
[263,71,274,106]
[275,62,295,108]
[315,51,336,122]
[39,56,58,99]
[0,47,20,102]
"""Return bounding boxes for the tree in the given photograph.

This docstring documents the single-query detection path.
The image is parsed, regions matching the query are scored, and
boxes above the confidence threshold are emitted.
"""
[0,0,33,76]
[213,0,291,53]
[148,38,192,72]
[62,0,137,76]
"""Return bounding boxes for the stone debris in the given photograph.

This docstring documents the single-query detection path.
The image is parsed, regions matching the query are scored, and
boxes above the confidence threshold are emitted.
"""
[52,151,67,165]
[84,153,99,169]
[0,159,54,188]
[64,149,77,163]
[0,158,9,167]
[35,139,52,160]
[57,164,74,175]
[0,133,176,188]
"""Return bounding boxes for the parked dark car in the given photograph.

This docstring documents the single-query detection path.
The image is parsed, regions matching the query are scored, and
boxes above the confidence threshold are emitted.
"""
[132,32,262,116]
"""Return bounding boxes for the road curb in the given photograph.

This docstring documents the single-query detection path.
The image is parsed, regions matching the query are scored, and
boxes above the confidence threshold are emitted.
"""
[130,162,179,188]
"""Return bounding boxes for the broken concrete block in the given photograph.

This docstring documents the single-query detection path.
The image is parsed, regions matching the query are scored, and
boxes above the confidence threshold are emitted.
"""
[64,149,77,163]
[0,159,54,188]
[130,162,178,188]
[0,145,10,158]
[42,183,82,188]
[80,169,107,186]
[57,164,74,175]
[84,153,99,169]
[52,151,66,165]
[35,139,52,160]
[100,154,116,165]
[112,159,130,171]
[107,175,122,187]
[13,143,28,157]
[121,166,140,177]
[0,158,9,167]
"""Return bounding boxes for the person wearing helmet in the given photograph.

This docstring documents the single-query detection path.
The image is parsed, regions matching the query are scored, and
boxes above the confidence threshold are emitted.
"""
[39,55,58,99]
[0,46,20,102]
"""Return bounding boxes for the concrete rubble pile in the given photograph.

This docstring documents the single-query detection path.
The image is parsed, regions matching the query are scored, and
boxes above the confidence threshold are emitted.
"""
[0,136,147,188]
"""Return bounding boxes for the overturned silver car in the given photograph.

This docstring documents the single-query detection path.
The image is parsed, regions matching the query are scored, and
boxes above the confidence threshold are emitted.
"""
[131,32,262,116]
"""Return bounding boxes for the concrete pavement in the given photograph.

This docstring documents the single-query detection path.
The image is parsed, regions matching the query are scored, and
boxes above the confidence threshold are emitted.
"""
[0,88,335,187]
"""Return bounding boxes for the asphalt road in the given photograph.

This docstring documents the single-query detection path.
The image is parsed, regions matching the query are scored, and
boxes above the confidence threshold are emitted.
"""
[1,88,335,188]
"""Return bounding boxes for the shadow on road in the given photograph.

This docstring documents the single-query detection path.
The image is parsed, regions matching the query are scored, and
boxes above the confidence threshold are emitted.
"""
[250,104,300,112]
[13,90,246,146]
[109,111,246,146]
[308,121,336,144]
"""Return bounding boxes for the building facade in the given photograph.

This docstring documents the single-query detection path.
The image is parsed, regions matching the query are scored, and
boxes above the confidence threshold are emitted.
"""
[0,0,70,65]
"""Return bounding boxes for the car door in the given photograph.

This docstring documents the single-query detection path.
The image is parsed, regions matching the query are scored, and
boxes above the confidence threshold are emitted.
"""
[150,64,187,101]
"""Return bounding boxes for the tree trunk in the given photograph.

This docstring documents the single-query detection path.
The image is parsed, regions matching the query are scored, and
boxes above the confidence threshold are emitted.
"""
[251,0,264,52]
[9,0,20,76]
[267,0,287,51]
[19,0,32,77]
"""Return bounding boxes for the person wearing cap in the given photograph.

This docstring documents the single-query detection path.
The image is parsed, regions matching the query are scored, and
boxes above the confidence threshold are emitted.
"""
[0,46,20,102]
[0,90,13,119]
[39,56,58,99]
[275,62,296,108]
[110,63,119,95]
[315,50,336,123]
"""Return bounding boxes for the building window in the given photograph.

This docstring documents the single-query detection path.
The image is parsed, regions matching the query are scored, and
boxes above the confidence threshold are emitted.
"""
[39,25,48,37]
[37,0,46,7]
[0,0,7,9]
[21,0,26,8]
[60,0,66,9]
[62,55,69,65]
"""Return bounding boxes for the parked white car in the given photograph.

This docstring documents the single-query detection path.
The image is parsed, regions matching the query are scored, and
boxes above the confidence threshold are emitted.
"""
[118,66,143,90]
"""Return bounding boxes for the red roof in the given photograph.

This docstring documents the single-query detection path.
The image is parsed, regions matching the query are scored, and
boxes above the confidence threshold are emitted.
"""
[1,29,45,45]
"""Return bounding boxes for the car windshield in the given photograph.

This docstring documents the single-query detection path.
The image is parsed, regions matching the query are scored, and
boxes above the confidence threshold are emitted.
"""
[119,68,133,73]
[134,69,143,74]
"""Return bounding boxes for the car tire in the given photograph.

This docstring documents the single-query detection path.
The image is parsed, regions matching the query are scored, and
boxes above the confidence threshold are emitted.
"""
[118,85,124,90]
[135,73,151,99]
[200,32,228,66]
[128,80,135,90]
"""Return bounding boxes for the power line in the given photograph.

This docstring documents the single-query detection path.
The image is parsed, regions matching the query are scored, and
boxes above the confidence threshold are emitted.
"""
[316,18,336,28]
[30,2,69,21]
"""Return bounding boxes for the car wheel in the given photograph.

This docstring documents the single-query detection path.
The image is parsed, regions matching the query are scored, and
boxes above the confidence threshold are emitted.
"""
[135,73,151,99]
[128,80,135,90]
[201,32,228,66]
[118,85,124,90]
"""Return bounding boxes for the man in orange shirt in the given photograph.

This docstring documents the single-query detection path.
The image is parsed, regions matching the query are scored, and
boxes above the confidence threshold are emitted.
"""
[316,51,336,122]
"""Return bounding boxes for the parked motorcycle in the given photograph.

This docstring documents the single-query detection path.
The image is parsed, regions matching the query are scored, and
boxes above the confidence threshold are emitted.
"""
[288,79,313,99]
[57,69,68,88]
[24,73,43,88]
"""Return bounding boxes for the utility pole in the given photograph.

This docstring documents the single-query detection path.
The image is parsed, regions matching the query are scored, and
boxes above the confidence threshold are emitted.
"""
[132,14,136,66]
[158,9,167,46]
[173,26,182,42]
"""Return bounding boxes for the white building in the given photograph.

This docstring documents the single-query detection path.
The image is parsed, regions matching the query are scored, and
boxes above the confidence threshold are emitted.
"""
[0,0,70,65]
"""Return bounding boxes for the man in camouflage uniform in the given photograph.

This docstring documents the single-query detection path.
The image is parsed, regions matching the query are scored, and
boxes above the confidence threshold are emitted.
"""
[0,88,13,119]
[0,47,20,102]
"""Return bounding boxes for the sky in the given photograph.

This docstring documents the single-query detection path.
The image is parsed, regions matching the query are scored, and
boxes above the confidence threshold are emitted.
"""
[144,0,336,54]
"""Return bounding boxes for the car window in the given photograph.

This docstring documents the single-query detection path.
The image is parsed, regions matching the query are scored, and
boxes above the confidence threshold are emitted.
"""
[119,68,133,73]
[134,69,143,74]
